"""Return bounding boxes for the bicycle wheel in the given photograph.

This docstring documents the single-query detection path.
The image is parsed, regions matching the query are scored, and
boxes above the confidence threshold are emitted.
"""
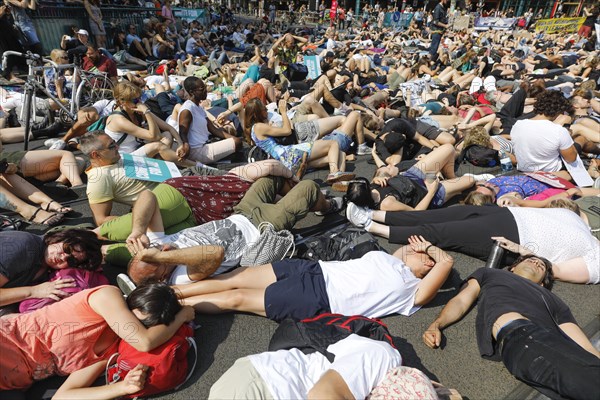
[75,74,114,110]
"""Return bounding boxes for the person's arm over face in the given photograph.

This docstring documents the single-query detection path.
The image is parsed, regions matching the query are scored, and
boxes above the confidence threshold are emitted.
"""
[88,285,194,352]
[423,278,480,348]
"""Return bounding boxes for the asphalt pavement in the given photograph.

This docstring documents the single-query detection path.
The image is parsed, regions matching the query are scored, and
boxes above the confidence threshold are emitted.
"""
[4,134,598,400]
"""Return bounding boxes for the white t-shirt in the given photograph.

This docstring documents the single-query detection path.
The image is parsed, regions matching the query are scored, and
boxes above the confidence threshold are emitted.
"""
[320,251,422,317]
[511,119,574,172]
[178,99,210,148]
[249,334,401,399]
[508,207,600,284]
[165,214,260,285]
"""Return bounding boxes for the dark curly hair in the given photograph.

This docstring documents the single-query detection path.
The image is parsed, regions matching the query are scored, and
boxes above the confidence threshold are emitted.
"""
[43,229,103,271]
[126,283,182,327]
[533,90,574,119]
[509,254,554,290]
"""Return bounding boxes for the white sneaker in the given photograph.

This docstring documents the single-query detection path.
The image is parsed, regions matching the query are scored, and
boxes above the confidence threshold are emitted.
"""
[483,75,497,92]
[469,77,483,95]
[346,202,372,228]
[44,138,63,149]
[49,139,67,150]
[464,173,495,181]
[356,143,371,156]
[116,273,137,297]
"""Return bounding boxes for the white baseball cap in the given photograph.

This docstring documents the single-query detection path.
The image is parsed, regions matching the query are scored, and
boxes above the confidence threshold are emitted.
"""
[76,29,89,36]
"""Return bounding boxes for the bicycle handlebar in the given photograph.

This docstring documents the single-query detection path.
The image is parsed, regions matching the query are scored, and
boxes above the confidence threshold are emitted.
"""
[2,51,44,71]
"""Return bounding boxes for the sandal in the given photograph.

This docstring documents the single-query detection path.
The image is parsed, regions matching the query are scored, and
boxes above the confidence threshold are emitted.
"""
[28,208,66,227]
[42,201,73,214]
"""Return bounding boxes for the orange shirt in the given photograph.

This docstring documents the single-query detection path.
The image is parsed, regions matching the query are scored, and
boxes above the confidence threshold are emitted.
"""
[0,286,119,390]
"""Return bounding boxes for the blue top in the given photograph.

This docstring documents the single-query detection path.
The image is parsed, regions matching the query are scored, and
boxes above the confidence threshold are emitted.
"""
[488,175,551,199]
[251,126,313,175]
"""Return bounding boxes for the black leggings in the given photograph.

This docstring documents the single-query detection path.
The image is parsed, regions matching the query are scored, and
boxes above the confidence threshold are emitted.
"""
[385,205,520,261]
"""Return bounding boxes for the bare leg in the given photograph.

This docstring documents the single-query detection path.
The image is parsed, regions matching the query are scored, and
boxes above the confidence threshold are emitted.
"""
[308,140,341,173]
[19,150,84,186]
[441,176,476,201]
[182,288,267,315]
[0,177,59,222]
[316,116,345,137]
[175,264,276,298]
[1,173,65,210]
[412,144,457,179]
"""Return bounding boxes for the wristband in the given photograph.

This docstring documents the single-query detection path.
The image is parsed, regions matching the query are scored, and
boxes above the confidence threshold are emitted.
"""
[425,244,434,254]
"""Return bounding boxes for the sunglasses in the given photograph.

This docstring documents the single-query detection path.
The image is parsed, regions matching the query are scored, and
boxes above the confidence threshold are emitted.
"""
[104,141,118,150]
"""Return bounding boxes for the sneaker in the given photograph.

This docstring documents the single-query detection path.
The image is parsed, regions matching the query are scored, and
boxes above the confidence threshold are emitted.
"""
[117,273,137,297]
[463,173,495,181]
[469,77,483,95]
[49,139,67,150]
[44,138,63,148]
[346,202,372,228]
[483,75,497,92]
[315,196,344,216]
[326,171,356,184]
[356,143,371,156]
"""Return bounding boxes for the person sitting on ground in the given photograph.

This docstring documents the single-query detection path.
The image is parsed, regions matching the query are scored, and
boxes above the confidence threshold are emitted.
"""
[246,98,355,183]
[105,81,200,168]
[172,235,454,322]
[0,283,195,395]
[177,76,243,164]
[345,203,600,284]
[0,229,101,311]
[510,89,578,180]
[347,144,481,211]
[423,262,599,400]
[83,43,118,85]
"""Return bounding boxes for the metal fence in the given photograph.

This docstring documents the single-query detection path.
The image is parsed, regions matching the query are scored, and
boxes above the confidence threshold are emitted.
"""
[30,4,207,53]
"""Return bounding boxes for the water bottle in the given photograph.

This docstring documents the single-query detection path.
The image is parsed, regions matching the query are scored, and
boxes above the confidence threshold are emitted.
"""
[499,151,513,173]
[485,240,505,269]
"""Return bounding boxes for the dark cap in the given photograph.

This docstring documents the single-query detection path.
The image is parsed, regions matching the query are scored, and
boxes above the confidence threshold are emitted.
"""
[325,51,335,58]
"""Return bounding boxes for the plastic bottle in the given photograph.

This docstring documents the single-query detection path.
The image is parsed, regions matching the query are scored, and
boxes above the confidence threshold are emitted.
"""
[499,151,513,173]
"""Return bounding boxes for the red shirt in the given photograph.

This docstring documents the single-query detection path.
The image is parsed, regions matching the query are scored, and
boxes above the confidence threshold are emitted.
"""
[82,54,118,79]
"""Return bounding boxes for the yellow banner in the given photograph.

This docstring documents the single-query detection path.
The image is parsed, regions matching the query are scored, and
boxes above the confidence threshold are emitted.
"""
[535,17,585,33]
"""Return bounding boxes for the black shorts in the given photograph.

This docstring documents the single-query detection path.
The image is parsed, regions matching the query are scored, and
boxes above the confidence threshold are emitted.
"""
[264,259,331,322]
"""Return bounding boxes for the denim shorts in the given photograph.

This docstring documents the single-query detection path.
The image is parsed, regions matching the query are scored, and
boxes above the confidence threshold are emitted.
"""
[402,166,446,208]
[322,130,352,153]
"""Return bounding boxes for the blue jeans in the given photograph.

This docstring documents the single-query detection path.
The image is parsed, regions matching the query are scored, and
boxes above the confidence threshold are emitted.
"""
[499,320,600,400]
[429,32,443,61]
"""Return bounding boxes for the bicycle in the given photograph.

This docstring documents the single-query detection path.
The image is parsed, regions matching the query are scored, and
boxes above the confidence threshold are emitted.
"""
[1,51,114,150]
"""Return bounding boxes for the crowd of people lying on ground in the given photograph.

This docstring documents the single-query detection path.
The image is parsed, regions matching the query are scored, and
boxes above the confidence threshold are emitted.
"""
[1,2,600,398]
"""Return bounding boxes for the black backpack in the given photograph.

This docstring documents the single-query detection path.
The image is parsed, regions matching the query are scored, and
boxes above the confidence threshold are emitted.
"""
[144,97,168,120]
[269,313,396,362]
[296,224,387,261]
[457,144,500,168]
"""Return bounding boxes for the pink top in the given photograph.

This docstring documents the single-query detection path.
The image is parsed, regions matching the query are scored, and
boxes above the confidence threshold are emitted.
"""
[0,286,119,390]
[162,5,175,24]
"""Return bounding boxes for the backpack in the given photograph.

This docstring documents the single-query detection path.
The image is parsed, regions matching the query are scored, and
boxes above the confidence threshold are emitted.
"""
[144,97,167,120]
[106,324,197,399]
[86,111,135,146]
[296,223,387,261]
[457,145,500,168]
[268,313,396,362]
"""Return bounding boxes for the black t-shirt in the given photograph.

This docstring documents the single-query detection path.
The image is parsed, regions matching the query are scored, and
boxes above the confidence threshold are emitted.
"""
[468,268,576,361]
[322,86,352,114]
[0,231,45,288]
[372,175,427,209]
[382,118,417,139]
